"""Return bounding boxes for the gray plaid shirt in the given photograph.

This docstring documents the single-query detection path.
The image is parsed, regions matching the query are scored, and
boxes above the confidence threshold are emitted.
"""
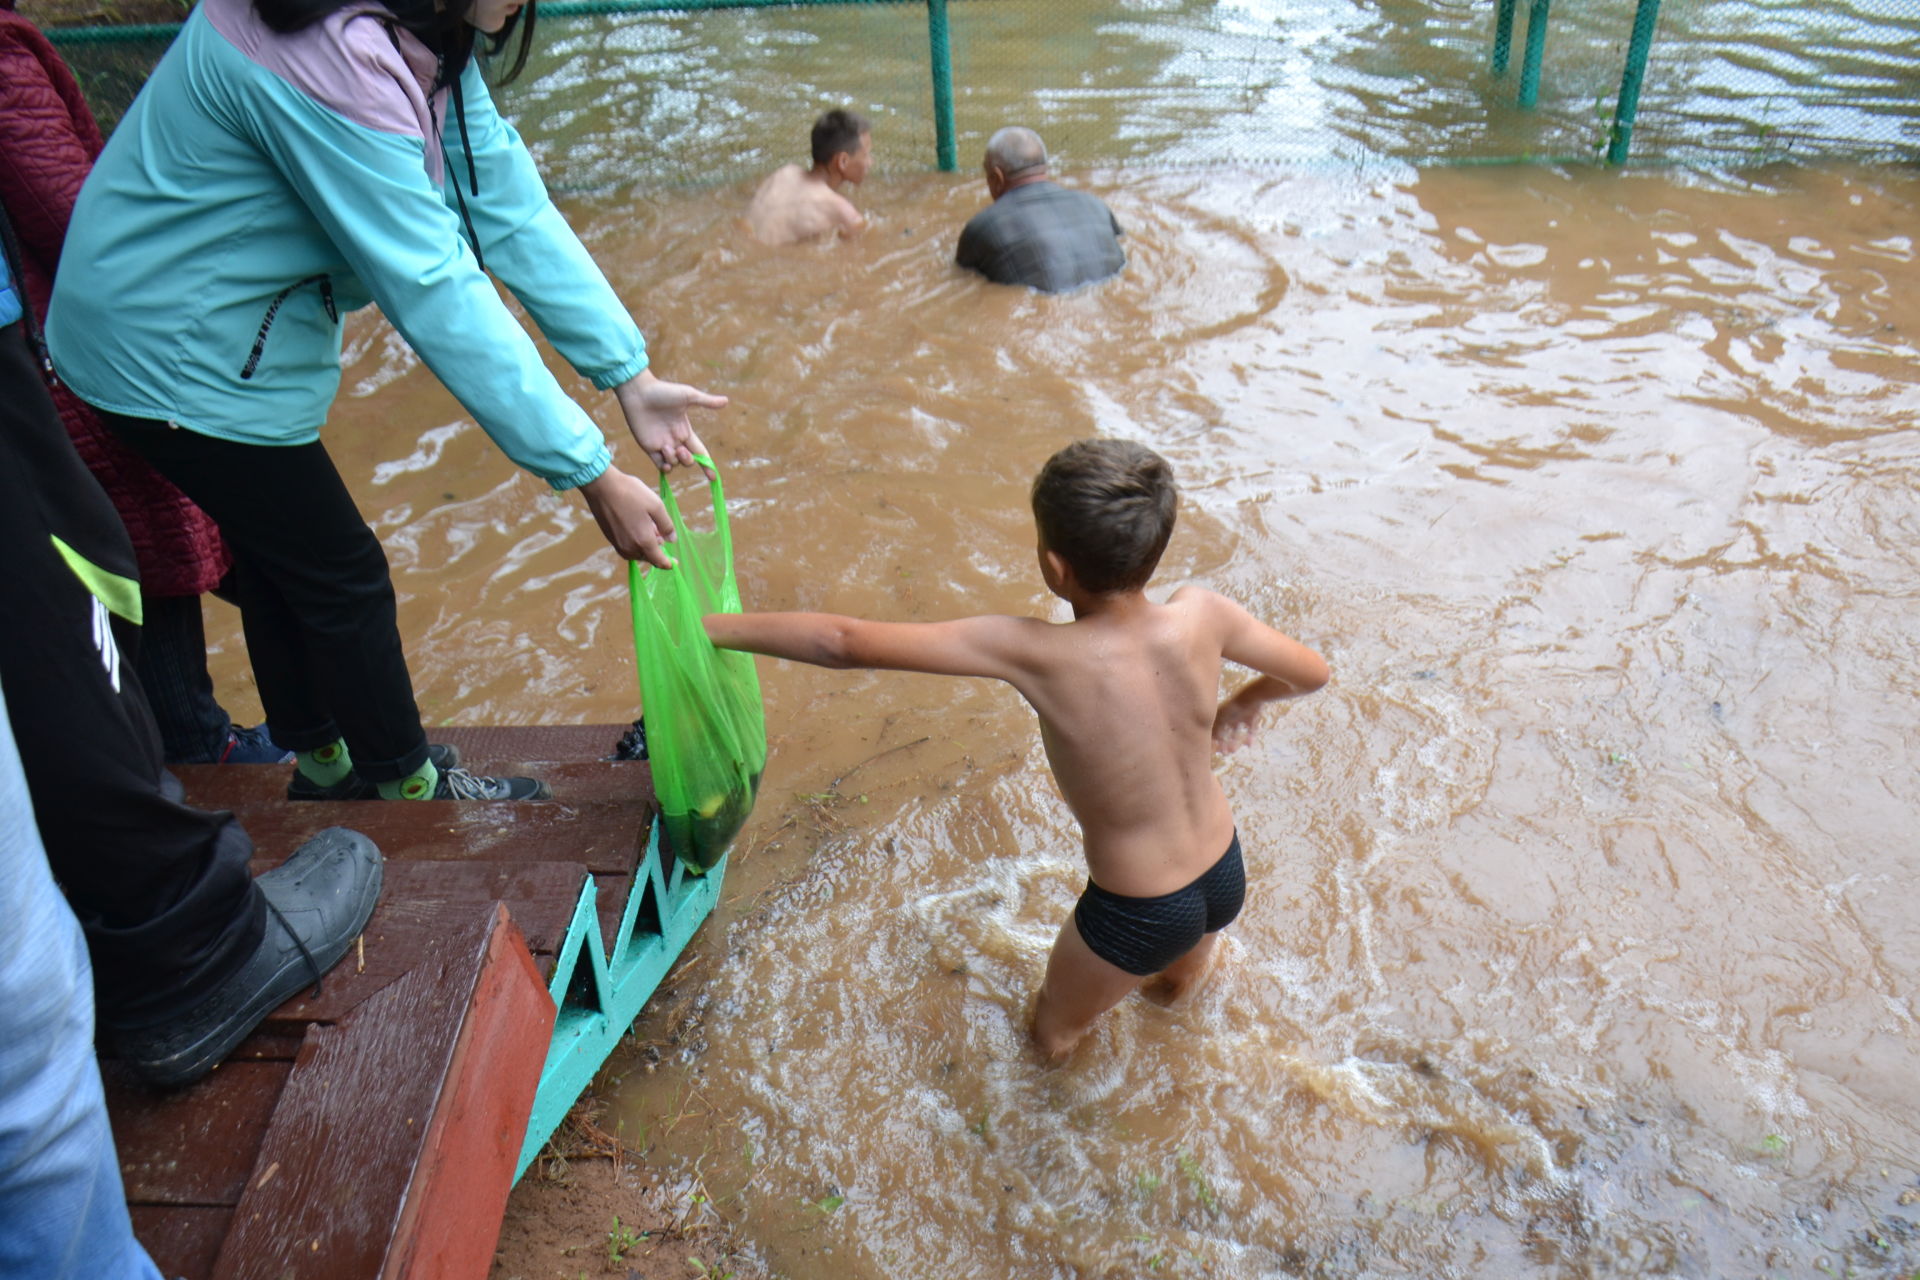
[955,182,1125,294]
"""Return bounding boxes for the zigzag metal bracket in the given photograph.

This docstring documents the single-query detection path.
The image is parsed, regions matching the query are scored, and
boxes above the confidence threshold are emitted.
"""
[517,819,726,1178]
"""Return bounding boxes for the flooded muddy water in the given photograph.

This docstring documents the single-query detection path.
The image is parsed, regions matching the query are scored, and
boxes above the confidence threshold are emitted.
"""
[209,162,1920,1277]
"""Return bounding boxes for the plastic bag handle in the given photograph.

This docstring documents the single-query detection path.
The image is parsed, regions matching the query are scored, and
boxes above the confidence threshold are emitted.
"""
[654,454,731,570]
[627,455,734,636]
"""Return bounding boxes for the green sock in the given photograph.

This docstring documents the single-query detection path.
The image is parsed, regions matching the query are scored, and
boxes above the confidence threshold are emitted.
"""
[296,740,353,787]
[376,758,439,801]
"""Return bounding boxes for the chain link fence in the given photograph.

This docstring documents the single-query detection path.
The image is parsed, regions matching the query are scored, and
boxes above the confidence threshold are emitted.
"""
[508,0,945,190]
[44,0,1920,185]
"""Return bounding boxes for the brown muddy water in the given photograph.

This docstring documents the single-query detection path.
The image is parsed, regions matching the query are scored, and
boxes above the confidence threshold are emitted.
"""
[207,164,1920,1277]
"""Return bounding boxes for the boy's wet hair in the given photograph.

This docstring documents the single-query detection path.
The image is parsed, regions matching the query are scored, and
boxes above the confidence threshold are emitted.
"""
[812,108,870,166]
[1031,439,1178,594]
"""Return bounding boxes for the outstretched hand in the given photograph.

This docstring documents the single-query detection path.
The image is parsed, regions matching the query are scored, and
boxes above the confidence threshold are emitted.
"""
[578,464,677,569]
[1211,692,1263,756]
[615,369,728,473]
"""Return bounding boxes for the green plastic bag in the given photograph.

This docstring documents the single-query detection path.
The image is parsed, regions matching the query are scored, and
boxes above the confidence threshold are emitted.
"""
[628,457,766,873]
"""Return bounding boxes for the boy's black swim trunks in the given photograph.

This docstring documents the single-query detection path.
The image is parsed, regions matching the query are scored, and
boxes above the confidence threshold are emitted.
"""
[1072,831,1245,976]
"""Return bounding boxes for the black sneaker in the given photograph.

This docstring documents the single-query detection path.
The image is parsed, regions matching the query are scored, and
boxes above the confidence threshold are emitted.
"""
[219,723,295,765]
[286,741,464,801]
[430,766,550,801]
[111,826,383,1087]
[611,717,648,761]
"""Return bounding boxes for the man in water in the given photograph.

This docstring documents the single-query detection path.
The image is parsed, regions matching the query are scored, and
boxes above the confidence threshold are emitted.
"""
[746,108,872,246]
[955,126,1125,293]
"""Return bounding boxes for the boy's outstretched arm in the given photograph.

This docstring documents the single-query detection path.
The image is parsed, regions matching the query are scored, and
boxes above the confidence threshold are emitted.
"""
[703,611,1037,682]
[1178,589,1330,756]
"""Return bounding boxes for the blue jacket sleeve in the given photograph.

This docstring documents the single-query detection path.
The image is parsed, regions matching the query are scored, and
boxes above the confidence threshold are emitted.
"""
[247,82,612,491]
[445,62,650,391]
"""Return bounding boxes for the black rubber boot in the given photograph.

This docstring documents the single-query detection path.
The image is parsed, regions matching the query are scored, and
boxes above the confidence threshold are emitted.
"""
[112,826,383,1087]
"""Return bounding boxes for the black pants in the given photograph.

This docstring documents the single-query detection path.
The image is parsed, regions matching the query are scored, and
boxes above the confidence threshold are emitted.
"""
[102,414,430,782]
[137,592,236,764]
[0,321,263,1027]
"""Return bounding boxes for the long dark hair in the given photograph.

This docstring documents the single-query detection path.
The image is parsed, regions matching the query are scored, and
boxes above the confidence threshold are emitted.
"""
[255,0,539,86]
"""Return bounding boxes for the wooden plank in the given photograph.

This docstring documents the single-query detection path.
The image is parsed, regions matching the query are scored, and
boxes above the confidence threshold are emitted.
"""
[172,721,652,811]
[375,860,585,959]
[209,863,585,1031]
[434,724,636,763]
[118,909,556,1278]
[387,912,555,1280]
[240,858,585,955]
[174,760,653,816]
[225,1027,311,1064]
[131,1206,231,1280]
[105,1061,288,1205]
[210,905,504,1280]
[173,779,648,878]
[109,726,655,1277]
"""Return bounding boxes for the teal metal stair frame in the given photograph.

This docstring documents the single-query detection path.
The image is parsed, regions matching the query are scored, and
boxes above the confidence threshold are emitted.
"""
[517,818,726,1178]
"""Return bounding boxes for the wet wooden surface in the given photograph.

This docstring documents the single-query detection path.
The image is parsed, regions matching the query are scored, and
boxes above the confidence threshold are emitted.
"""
[103,725,655,1280]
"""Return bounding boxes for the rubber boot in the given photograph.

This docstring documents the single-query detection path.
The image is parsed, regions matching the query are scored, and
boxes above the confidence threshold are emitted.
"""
[111,826,383,1087]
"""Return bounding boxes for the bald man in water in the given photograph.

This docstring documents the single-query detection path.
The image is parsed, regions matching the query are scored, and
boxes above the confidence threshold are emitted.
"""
[955,127,1125,293]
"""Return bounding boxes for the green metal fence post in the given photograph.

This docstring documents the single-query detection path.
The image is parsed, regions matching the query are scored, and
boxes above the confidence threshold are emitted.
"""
[1517,0,1550,108]
[1491,0,1518,76]
[1606,0,1663,164]
[926,0,956,170]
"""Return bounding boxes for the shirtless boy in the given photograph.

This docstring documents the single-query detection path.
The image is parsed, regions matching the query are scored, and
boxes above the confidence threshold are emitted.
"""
[704,439,1330,1062]
[745,108,872,246]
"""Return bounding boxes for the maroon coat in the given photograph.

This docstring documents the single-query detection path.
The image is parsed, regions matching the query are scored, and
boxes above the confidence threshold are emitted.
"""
[0,4,231,597]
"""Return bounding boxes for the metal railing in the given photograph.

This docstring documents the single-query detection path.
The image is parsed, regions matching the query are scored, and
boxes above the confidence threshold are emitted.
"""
[45,0,1920,172]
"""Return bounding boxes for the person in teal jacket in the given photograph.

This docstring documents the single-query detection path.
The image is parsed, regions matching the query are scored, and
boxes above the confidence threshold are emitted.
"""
[49,0,727,801]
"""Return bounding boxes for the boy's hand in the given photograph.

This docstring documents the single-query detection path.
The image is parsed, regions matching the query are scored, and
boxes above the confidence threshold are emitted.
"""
[1211,693,1263,756]
[615,369,729,473]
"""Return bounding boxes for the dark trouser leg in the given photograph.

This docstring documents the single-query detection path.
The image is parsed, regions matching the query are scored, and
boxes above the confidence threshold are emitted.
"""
[101,414,430,783]
[133,593,234,764]
[0,322,263,1028]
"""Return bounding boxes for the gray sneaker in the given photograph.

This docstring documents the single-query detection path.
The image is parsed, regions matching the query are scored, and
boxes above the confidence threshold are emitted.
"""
[432,766,550,801]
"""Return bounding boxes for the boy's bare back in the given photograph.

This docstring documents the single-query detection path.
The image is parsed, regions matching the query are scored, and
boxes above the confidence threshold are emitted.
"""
[988,585,1321,896]
[704,583,1324,894]
[745,164,863,246]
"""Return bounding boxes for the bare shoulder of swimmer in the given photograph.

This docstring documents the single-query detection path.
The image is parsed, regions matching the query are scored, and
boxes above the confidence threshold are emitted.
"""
[746,165,809,244]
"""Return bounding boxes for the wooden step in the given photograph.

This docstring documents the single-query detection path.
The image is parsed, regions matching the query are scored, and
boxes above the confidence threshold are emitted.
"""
[107,725,663,1280]
[106,902,551,1280]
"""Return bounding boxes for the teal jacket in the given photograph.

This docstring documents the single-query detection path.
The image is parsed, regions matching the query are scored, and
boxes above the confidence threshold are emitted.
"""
[0,254,19,330]
[48,0,644,490]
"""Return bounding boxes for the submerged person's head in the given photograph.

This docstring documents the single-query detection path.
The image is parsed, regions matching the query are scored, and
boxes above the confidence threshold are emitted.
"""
[983,126,1048,198]
[812,108,873,185]
[1031,439,1178,596]
[255,0,539,85]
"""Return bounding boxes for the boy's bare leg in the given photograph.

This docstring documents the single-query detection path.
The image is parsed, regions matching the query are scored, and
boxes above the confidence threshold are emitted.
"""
[1141,931,1222,1006]
[1030,918,1147,1065]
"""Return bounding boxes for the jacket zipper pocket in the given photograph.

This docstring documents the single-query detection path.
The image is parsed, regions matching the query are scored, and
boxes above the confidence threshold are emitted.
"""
[239,274,337,380]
